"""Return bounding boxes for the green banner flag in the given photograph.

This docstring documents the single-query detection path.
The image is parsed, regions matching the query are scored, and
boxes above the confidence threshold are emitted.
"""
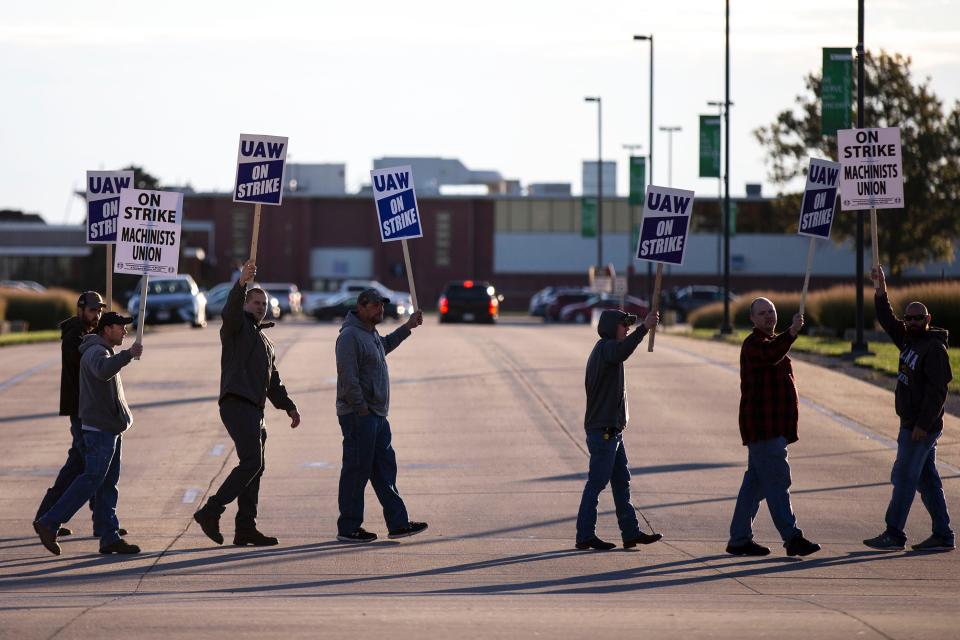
[628,156,647,206]
[822,47,853,136]
[581,197,597,238]
[699,115,721,178]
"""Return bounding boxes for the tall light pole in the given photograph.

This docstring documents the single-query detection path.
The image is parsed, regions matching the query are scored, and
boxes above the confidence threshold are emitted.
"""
[584,96,603,268]
[623,143,643,305]
[658,126,682,186]
[852,0,869,354]
[708,99,734,279]
[633,34,654,301]
[719,0,733,334]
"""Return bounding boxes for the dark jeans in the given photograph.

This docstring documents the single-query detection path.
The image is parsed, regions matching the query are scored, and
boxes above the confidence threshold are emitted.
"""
[37,430,123,546]
[206,397,267,532]
[884,427,954,543]
[337,413,408,535]
[35,415,95,524]
[729,436,802,546]
[575,430,642,543]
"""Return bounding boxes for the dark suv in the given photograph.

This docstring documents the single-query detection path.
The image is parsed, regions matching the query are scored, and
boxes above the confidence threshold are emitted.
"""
[438,280,499,324]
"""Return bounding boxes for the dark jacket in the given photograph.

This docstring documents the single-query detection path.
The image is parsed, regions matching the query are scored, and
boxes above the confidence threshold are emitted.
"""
[335,310,411,416]
[583,310,648,432]
[739,328,799,446]
[875,292,952,433]
[219,282,296,414]
[78,334,134,434]
[59,316,93,416]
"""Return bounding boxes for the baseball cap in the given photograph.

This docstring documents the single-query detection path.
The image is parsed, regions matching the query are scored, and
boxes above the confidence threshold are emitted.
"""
[96,311,134,332]
[77,291,106,309]
[357,288,390,306]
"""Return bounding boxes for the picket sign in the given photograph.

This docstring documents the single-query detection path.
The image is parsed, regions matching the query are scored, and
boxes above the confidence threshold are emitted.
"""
[86,170,133,311]
[370,165,424,311]
[796,158,841,315]
[232,134,289,263]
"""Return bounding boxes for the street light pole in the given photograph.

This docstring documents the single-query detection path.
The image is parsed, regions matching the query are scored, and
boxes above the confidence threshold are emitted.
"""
[852,0,869,354]
[623,143,644,306]
[585,96,603,269]
[634,34,654,302]
[719,0,733,334]
[708,99,734,280]
[658,126,682,187]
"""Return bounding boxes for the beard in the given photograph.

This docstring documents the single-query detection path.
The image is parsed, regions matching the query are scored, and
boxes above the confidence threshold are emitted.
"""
[907,325,927,338]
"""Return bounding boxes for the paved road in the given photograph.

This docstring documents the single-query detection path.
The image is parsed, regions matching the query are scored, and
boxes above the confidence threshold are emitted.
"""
[1,319,957,639]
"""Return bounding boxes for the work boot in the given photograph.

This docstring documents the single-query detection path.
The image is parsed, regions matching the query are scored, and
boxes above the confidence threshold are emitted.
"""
[33,521,61,556]
[623,531,663,548]
[726,541,770,556]
[575,536,616,551]
[99,539,141,554]
[785,534,821,557]
[193,508,223,545]
[233,530,279,546]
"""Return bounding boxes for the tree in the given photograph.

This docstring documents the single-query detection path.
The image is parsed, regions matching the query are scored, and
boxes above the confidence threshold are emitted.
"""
[122,165,162,191]
[755,51,960,278]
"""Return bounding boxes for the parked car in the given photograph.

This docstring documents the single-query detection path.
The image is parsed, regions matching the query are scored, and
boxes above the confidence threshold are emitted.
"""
[542,288,594,322]
[667,285,737,322]
[438,280,500,324]
[306,279,412,320]
[127,275,207,328]
[528,286,568,317]
[259,282,302,318]
[558,294,650,324]
[204,281,281,321]
[0,280,46,292]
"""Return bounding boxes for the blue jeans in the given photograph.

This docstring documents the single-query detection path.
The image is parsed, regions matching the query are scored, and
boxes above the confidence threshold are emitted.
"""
[884,427,954,543]
[575,431,641,543]
[38,430,123,546]
[729,436,802,546]
[337,413,409,535]
[35,416,95,523]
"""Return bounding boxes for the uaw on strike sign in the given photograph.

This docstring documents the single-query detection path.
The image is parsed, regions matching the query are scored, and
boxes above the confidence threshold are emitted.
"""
[114,189,183,275]
[838,127,903,210]
[233,134,288,205]
[371,165,423,242]
[635,186,694,265]
[798,158,841,239]
[86,170,133,243]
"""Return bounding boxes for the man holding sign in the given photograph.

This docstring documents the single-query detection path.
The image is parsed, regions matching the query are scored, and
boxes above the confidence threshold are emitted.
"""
[726,299,820,557]
[194,261,301,547]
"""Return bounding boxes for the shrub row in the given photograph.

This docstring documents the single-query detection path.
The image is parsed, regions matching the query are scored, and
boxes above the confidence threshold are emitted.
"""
[0,288,78,331]
[689,282,960,346]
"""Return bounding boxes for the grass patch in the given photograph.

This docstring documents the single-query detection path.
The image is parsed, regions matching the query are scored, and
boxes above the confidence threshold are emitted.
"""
[684,328,960,395]
[0,330,60,347]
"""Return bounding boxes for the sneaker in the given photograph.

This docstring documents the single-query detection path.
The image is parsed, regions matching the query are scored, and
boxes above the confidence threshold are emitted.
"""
[233,530,279,547]
[575,536,617,551]
[93,528,128,537]
[337,528,378,543]
[623,531,663,548]
[910,535,956,552]
[99,539,141,554]
[863,532,905,551]
[388,521,429,539]
[57,527,73,537]
[726,541,770,556]
[193,509,223,545]
[785,534,821,557]
[33,521,61,556]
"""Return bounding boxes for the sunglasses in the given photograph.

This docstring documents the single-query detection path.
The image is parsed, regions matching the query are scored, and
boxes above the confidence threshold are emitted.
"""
[903,314,927,322]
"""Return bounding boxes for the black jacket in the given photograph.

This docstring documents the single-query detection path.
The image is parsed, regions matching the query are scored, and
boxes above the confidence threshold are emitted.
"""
[875,292,952,433]
[583,310,648,432]
[219,282,296,414]
[58,316,92,416]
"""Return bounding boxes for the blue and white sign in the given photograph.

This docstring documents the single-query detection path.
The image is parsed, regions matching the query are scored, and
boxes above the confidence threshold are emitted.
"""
[370,165,423,242]
[114,189,183,276]
[233,133,288,206]
[635,185,695,266]
[86,170,133,244]
[798,158,841,239]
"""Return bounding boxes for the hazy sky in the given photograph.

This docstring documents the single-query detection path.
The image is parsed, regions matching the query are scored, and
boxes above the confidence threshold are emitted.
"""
[3,0,958,224]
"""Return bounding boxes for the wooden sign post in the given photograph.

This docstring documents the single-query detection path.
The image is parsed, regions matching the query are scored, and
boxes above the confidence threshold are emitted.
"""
[647,263,664,352]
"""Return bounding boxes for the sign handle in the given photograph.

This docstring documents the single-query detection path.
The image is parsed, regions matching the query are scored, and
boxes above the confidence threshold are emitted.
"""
[401,239,419,311]
[799,236,816,316]
[647,263,664,353]
[249,203,263,262]
[869,208,879,286]
[105,244,114,312]
[134,275,148,360]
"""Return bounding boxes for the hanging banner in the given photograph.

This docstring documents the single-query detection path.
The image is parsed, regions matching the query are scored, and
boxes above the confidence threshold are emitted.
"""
[838,127,904,210]
[628,156,647,206]
[86,170,134,244]
[822,48,853,136]
[798,158,841,239]
[698,116,721,178]
[635,186,695,266]
[114,189,183,275]
[233,134,288,206]
[370,165,423,242]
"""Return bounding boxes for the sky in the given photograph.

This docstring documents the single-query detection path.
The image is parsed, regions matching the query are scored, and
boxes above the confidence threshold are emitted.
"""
[2,0,958,225]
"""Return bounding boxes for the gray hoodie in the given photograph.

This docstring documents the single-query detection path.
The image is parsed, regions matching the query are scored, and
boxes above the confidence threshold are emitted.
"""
[78,334,135,434]
[335,311,411,416]
[583,309,648,432]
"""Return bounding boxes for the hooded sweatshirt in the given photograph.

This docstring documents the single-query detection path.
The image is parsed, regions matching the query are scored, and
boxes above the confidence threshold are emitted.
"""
[78,334,134,434]
[335,310,411,416]
[583,310,649,432]
[58,315,95,416]
[875,292,953,433]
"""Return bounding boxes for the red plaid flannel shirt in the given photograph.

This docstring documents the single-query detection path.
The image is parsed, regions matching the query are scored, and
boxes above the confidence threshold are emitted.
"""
[739,328,799,445]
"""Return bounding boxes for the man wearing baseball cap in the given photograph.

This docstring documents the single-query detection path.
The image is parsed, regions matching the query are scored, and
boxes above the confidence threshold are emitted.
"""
[575,308,662,551]
[33,291,120,539]
[34,311,143,555]
[334,288,425,543]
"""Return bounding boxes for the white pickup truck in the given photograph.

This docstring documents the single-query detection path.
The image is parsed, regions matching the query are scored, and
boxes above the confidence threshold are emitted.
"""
[303,280,414,320]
